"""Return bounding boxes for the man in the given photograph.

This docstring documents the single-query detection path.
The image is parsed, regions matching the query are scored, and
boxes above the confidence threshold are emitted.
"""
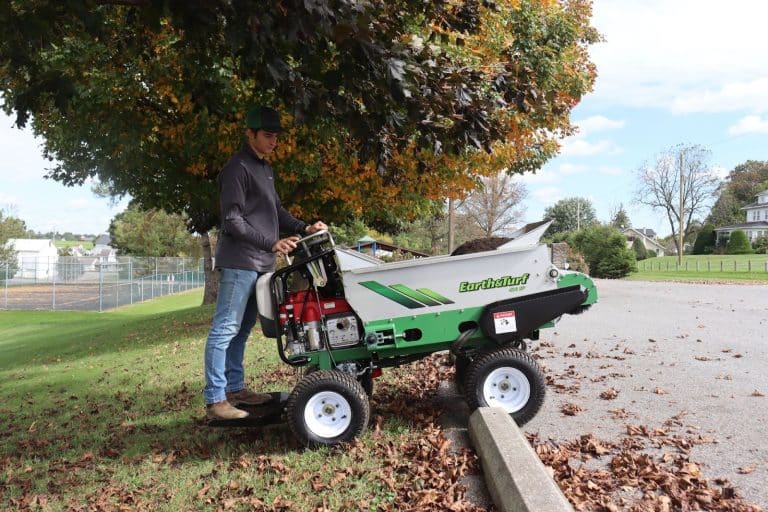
[204,105,327,420]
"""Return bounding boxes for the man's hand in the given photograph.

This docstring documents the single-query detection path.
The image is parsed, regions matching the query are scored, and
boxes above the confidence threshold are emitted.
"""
[272,236,300,255]
[305,221,328,235]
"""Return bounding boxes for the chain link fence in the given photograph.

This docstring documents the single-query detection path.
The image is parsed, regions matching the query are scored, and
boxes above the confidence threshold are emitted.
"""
[1,256,205,312]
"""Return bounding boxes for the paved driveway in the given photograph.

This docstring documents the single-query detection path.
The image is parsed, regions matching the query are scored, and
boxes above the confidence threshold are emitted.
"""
[525,279,768,507]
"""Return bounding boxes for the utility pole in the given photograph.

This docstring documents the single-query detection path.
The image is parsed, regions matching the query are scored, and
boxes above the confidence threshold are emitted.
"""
[448,197,455,254]
[678,151,684,266]
[576,199,581,231]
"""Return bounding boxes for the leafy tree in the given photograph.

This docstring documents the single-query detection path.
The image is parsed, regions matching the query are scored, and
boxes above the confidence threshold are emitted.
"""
[0,0,598,302]
[543,197,598,237]
[328,219,370,248]
[109,203,202,257]
[635,144,720,243]
[571,225,636,279]
[707,160,768,227]
[0,211,29,279]
[610,203,631,230]
[692,223,716,255]
[457,172,527,237]
[725,230,753,255]
[753,236,768,254]
[631,237,647,261]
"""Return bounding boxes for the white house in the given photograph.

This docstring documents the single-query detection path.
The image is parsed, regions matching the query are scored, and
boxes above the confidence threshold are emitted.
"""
[4,238,59,280]
[88,234,118,264]
[714,189,768,244]
[622,228,666,257]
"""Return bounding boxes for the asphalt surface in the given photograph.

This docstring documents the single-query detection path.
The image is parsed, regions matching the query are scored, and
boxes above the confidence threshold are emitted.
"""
[439,278,768,509]
[526,278,768,508]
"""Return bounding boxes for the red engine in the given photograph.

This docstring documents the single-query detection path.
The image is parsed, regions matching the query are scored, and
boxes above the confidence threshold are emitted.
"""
[278,290,361,353]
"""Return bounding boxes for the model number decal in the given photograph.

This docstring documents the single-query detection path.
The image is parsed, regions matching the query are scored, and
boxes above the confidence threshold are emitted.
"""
[459,273,529,293]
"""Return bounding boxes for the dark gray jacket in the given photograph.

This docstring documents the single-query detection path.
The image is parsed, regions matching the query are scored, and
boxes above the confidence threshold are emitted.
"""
[215,145,306,272]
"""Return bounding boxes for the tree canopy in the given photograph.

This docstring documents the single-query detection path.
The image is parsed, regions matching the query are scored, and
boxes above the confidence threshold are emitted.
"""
[109,203,202,257]
[543,196,597,237]
[458,172,527,237]
[707,160,768,227]
[0,211,29,278]
[0,0,599,233]
[635,144,720,240]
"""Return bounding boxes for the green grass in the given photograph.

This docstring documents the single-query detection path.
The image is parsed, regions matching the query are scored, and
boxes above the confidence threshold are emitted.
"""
[628,254,768,282]
[0,291,471,510]
[54,240,94,250]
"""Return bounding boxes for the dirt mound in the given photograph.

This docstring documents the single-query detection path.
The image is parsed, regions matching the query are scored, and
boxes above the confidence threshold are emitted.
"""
[450,237,511,256]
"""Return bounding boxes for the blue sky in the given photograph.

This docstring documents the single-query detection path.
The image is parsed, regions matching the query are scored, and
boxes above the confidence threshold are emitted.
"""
[2,0,768,236]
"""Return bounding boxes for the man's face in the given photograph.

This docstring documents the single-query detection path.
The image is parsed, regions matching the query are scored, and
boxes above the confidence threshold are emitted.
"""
[247,129,278,156]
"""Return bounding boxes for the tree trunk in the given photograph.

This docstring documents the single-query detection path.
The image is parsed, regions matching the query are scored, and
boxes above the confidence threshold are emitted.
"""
[201,231,218,305]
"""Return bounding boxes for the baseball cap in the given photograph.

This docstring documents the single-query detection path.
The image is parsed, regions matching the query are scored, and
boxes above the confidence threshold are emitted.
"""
[245,106,282,132]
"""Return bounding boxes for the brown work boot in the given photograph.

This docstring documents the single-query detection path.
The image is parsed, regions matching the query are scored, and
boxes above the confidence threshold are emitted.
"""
[226,388,273,406]
[206,400,249,420]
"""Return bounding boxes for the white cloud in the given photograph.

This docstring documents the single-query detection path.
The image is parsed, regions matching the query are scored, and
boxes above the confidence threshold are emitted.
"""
[576,115,625,137]
[560,138,622,157]
[531,187,562,204]
[728,115,768,136]
[520,168,558,185]
[671,78,768,114]
[588,0,768,111]
[559,163,588,175]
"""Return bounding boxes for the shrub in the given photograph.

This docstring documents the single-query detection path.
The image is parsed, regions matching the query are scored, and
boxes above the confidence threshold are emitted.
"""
[566,245,589,274]
[631,237,647,260]
[725,230,753,254]
[572,225,636,279]
[753,236,768,254]
[692,224,716,254]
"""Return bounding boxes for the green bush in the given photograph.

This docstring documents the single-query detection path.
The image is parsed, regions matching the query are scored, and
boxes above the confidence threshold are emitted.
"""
[725,230,753,254]
[631,237,647,260]
[572,225,636,279]
[753,236,768,254]
[692,224,716,254]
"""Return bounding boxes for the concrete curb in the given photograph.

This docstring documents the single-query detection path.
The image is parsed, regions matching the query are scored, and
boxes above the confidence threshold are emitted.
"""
[468,408,574,512]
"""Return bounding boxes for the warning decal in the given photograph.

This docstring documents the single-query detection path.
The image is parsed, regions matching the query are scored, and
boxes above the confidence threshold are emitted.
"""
[492,310,517,334]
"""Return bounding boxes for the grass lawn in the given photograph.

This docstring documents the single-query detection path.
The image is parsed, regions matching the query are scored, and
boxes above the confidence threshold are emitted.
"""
[54,240,94,251]
[0,291,478,511]
[628,254,768,282]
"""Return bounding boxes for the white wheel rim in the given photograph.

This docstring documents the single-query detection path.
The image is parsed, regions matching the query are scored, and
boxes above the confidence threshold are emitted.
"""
[304,391,352,438]
[482,367,530,413]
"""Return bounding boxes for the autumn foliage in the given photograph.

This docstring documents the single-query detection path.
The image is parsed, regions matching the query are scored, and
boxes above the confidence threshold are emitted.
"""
[1,0,599,232]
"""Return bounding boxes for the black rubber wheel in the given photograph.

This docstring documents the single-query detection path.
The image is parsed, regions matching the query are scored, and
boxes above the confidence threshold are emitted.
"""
[463,347,545,425]
[305,366,373,396]
[286,370,370,447]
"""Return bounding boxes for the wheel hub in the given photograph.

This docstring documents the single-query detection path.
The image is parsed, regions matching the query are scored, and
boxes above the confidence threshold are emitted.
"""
[304,391,352,438]
[482,367,530,413]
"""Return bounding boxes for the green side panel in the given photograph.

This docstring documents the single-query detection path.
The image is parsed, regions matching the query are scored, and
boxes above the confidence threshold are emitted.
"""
[415,288,454,305]
[365,306,484,349]
[557,272,598,305]
[359,280,424,309]
[390,284,442,306]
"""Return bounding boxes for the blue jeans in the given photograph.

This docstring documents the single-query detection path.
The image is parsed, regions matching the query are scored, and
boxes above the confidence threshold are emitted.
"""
[203,268,261,404]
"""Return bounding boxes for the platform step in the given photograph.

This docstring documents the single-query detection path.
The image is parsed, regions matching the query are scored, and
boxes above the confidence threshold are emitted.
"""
[206,391,288,428]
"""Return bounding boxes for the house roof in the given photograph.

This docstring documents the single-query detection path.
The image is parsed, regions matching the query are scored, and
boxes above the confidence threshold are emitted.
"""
[4,238,55,252]
[714,221,768,232]
[93,234,111,245]
[353,241,429,258]
[622,228,665,250]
